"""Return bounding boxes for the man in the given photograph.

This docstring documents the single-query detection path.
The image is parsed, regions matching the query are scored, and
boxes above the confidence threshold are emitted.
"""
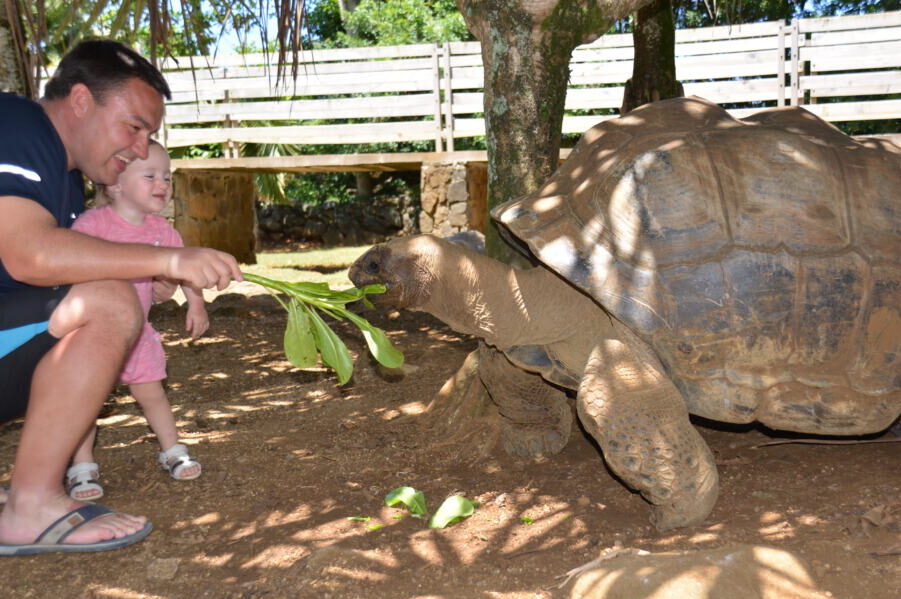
[0,40,242,554]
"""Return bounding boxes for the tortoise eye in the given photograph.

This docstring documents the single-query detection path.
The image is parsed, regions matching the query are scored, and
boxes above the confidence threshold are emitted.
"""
[365,260,380,274]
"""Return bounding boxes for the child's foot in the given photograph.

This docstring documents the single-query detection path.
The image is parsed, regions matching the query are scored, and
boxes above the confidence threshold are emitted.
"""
[65,462,104,501]
[158,443,202,480]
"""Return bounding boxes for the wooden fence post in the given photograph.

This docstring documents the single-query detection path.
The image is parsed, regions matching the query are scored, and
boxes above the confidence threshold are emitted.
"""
[442,42,455,152]
[431,44,443,152]
[790,19,801,106]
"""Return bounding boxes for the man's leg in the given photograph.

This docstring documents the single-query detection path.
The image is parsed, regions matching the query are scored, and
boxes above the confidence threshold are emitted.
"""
[0,279,148,546]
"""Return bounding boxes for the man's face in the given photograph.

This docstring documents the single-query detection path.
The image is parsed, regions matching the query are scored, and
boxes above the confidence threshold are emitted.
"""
[71,77,165,186]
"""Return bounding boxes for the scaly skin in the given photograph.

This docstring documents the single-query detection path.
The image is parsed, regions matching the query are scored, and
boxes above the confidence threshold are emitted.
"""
[350,234,720,529]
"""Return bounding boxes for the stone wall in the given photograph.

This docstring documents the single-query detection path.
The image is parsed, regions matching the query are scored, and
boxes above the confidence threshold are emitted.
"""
[174,161,488,253]
[256,191,420,246]
[419,162,487,236]
[172,170,257,264]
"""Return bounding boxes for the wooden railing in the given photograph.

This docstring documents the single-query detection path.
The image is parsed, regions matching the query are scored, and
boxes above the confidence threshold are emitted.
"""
[161,10,901,162]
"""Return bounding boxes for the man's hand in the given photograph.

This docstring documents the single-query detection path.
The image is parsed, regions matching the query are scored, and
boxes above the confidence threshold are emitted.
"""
[163,247,242,291]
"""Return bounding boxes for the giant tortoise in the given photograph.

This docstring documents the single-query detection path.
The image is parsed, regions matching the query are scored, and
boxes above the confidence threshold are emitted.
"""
[349,96,901,530]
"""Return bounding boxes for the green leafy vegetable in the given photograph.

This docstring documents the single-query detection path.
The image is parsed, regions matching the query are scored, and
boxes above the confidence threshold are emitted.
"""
[284,299,317,367]
[429,496,477,529]
[243,272,403,384]
[347,516,371,522]
[385,486,428,519]
[520,516,534,525]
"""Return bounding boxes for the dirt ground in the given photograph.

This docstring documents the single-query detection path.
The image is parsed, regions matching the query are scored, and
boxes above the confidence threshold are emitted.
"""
[1,285,899,599]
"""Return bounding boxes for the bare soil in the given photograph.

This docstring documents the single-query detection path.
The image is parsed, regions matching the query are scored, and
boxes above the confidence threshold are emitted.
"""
[1,287,899,599]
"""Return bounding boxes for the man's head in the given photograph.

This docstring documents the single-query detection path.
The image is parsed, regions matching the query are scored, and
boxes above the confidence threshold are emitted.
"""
[44,39,170,104]
[43,40,170,186]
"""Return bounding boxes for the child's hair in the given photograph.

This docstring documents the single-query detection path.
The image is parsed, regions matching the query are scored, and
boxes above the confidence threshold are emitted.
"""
[93,138,167,206]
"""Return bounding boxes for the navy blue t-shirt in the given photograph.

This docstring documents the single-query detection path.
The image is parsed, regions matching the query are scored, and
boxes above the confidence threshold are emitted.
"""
[0,92,84,292]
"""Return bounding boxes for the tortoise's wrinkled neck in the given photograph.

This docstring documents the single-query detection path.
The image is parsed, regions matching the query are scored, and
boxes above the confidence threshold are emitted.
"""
[420,246,579,349]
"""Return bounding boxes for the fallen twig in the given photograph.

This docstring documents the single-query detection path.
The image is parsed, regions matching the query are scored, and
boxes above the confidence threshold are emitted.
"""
[752,437,901,448]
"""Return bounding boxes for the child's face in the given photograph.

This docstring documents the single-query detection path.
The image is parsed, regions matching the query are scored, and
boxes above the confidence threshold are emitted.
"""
[111,143,172,217]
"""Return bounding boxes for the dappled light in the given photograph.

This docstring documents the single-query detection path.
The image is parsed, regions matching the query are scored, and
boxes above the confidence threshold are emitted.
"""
[5,97,901,597]
[1,282,896,597]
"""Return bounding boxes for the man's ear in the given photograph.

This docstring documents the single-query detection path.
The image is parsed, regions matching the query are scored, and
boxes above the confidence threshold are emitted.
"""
[68,83,95,118]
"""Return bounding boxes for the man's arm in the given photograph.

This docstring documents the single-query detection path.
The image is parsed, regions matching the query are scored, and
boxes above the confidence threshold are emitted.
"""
[0,195,241,290]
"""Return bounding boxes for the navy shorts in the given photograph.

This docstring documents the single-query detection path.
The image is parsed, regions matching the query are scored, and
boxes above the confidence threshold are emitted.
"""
[0,285,70,422]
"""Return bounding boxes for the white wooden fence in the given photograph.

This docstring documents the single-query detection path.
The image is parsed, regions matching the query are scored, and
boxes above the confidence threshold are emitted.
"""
[161,10,901,156]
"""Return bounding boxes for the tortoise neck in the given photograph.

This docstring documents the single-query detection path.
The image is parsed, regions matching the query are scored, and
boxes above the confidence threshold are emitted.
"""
[422,249,587,349]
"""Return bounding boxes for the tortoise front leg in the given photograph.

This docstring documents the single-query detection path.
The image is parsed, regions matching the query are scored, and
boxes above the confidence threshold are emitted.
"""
[478,344,572,458]
[576,339,718,530]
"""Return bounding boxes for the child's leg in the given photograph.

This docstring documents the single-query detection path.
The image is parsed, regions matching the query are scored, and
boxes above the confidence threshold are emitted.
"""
[72,425,97,464]
[66,426,103,501]
[129,381,178,451]
[130,381,201,480]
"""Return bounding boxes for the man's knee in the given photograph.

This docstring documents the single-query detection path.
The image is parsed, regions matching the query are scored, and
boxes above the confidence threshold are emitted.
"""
[99,280,143,339]
[49,280,142,343]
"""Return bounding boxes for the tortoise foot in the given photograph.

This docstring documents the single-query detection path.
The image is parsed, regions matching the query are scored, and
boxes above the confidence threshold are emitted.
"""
[647,458,719,531]
[501,419,570,458]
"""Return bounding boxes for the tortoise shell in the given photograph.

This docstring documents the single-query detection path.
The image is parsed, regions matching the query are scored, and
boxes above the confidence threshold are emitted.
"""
[494,97,901,434]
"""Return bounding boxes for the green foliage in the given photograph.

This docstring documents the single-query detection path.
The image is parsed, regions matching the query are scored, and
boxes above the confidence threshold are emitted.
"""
[671,0,899,28]
[385,487,429,518]
[385,487,478,529]
[243,273,404,385]
[285,172,356,205]
[306,0,345,46]
[313,0,473,48]
[428,496,477,529]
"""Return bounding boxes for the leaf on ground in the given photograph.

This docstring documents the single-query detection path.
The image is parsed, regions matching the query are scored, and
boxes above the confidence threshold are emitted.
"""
[385,486,428,518]
[429,496,476,529]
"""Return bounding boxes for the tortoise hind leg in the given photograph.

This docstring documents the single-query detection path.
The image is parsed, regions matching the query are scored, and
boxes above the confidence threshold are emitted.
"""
[478,344,572,458]
[577,339,718,530]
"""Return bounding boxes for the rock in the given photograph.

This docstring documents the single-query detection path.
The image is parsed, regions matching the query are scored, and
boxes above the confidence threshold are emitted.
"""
[564,544,832,599]
[147,557,180,581]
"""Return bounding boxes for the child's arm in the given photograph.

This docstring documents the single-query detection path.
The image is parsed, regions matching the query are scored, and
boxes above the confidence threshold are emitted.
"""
[152,278,179,304]
[182,285,210,339]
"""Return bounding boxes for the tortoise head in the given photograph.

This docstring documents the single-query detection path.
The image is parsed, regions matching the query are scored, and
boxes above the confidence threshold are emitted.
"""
[349,235,445,310]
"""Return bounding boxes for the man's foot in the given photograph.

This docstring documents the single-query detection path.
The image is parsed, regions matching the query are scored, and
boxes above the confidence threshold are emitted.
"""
[0,489,149,552]
[66,462,104,501]
[0,504,151,555]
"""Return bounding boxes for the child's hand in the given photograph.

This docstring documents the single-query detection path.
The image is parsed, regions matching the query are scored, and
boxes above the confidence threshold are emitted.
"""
[152,278,178,303]
[185,304,210,339]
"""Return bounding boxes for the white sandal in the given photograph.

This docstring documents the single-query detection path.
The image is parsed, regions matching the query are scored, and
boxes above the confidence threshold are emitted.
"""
[159,443,202,481]
[66,462,104,501]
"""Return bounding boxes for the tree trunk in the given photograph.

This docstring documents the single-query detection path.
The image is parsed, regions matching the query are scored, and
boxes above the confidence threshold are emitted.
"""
[456,0,651,264]
[0,1,28,96]
[354,171,374,202]
[621,0,683,113]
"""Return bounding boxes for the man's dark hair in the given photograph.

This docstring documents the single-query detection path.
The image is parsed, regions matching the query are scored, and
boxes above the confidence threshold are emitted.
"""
[44,39,171,102]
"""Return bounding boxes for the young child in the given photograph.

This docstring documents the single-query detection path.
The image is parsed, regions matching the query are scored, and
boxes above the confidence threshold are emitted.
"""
[66,140,206,500]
